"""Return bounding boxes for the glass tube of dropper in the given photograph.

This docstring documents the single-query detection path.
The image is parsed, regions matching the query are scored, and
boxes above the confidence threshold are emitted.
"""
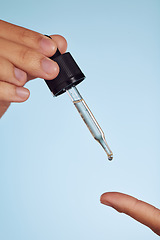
[66,86,113,161]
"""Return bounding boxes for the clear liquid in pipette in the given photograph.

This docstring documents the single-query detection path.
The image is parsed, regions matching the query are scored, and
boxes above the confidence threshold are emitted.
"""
[73,98,113,160]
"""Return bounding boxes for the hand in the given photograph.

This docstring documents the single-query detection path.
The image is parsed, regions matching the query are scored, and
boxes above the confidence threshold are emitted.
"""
[0,20,67,118]
[100,192,160,236]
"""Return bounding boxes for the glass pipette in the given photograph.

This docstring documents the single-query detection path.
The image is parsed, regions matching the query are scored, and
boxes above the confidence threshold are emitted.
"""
[44,37,113,160]
[66,86,113,161]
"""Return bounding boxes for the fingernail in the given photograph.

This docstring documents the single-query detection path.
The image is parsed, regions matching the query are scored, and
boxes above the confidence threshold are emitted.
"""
[100,197,112,207]
[16,87,29,99]
[14,67,27,82]
[100,201,113,207]
[40,37,56,55]
[41,58,59,75]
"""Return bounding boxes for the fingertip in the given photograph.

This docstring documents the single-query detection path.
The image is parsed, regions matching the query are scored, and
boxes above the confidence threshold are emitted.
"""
[100,193,106,203]
[100,192,160,236]
[14,67,27,86]
[100,192,115,207]
[40,35,57,57]
[41,58,59,80]
[15,87,30,102]
[50,34,68,54]
[100,192,125,212]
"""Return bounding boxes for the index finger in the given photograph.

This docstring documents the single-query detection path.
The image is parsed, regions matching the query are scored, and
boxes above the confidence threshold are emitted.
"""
[100,192,160,236]
[0,20,57,57]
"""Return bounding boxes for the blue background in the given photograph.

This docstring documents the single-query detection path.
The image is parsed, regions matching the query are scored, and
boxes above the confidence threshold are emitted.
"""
[0,0,160,239]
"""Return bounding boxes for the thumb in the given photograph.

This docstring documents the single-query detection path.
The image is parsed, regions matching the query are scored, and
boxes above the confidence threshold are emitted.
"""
[100,192,160,236]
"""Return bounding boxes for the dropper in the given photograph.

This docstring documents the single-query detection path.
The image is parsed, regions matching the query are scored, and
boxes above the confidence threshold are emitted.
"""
[44,40,113,160]
[66,87,113,160]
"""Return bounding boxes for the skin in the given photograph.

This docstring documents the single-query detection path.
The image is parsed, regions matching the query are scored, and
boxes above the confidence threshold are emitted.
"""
[100,192,160,236]
[0,20,67,118]
[1,20,159,237]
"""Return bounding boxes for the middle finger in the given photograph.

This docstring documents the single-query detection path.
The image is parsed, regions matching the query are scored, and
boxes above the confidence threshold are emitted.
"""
[0,37,59,80]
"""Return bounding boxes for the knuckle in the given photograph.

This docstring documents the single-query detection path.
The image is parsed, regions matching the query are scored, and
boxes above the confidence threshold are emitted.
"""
[19,47,37,65]
[0,57,11,79]
[123,198,139,215]
[19,48,31,62]
[18,47,42,75]
[19,28,31,45]
[0,58,26,86]
[19,28,43,48]
[35,34,44,45]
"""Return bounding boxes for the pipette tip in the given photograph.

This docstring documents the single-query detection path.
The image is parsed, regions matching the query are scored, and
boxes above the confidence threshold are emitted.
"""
[108,155,113,161]
[98,136,113,160]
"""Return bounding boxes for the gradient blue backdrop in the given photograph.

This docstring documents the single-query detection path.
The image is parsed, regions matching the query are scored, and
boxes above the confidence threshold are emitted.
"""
[0,0,160,239]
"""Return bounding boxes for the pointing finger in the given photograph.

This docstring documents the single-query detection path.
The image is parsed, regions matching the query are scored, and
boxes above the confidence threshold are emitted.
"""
[100,192,160,236]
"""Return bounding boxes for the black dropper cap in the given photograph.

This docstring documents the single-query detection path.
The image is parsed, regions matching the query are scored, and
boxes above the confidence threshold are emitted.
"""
[44,36,85,96]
